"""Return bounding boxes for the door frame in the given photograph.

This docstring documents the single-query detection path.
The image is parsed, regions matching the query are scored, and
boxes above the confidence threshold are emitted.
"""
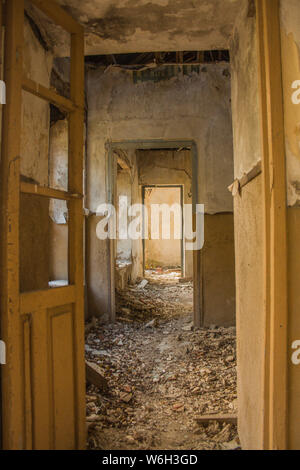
[106,139,202,327]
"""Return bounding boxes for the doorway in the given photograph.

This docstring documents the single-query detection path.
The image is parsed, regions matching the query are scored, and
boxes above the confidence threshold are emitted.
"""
[142,185,184,278]
[106,140,200,326]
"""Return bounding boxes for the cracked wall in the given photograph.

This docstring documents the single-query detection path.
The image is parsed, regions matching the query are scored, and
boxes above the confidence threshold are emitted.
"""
[34,0,242,56]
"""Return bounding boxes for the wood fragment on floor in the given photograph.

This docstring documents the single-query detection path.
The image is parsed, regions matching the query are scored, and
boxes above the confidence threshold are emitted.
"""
[86,361,109,392]
[195,414,237,425]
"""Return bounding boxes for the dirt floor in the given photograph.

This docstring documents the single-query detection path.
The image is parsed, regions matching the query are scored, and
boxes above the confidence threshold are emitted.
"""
[86,270,239,450]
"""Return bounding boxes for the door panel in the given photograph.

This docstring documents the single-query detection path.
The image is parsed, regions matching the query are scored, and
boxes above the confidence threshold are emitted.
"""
[0,0,86,450]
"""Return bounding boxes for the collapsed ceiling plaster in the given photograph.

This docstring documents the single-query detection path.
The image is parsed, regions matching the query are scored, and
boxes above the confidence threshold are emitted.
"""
[26,0,244,56]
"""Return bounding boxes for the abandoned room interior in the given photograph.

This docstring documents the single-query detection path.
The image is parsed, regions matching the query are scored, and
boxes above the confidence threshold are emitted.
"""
[0,0,300,451]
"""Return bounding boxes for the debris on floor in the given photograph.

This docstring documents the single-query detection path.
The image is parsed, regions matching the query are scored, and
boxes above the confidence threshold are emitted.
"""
[85,271,238,450]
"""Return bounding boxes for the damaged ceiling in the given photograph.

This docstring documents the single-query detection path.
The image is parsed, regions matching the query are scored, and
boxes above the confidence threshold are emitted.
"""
[25,0,243,56]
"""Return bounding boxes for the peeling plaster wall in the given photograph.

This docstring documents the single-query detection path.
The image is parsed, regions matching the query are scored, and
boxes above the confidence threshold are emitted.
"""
[86,64,234,319]
[280,0,300,208]
[47,0,242,56]
[87,64,233,214]
[280,0,300,450]
[230,1,261,179]
[230,2,264,450]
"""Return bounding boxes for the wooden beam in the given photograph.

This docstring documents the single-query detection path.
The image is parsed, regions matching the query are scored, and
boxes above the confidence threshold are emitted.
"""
[29,0,82,34]
[86,362,109,392]
[20,182,83,201]
[256,0,288,450]
[0,0,24,450]
[22,76,75,112]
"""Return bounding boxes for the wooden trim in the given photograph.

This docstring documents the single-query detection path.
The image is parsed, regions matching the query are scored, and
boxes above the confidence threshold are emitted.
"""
[20,182,83,201]
[228,161,262,195]
[22,76,75,112]
[20,287,76,314]
[256,0,288,450]
[29,0,82,34]
[0,0,24,450]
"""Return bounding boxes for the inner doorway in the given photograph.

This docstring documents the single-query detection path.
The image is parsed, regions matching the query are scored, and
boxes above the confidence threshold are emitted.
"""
[143,185,184,276]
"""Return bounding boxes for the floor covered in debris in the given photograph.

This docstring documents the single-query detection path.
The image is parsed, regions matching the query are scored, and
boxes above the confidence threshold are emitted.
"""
[85,270,239,450]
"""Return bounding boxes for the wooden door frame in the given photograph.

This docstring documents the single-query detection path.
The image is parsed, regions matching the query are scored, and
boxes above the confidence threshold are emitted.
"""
[106,139,202,326]
[0,0,86,450]
[256,0,288,450]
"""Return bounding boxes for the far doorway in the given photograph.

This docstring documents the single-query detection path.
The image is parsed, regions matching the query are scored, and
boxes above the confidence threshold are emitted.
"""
[142,185,184,279]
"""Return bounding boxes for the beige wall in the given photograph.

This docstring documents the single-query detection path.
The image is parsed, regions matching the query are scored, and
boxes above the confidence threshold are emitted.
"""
[203,213,236,327]
[144,187,182,269]
[234,176,264,449]
[230,2,264,449]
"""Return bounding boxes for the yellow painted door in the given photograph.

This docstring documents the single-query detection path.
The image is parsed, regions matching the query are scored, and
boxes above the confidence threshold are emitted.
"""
[0,0,86,450]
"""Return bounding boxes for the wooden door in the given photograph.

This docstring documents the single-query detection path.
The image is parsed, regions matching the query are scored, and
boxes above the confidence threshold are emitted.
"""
[0,0,86,450]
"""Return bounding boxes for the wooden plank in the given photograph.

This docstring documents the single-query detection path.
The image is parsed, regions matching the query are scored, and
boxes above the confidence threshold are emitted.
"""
[30,308,52,450]
[195,414,238,425]
[22,76,75,112]
[68,30,86,450]
[256,0,288,450]
[20,286,76,314]
[29,0,82,34]
[0,0,24,450]
[20,182,83,201]
[86,362,109,392]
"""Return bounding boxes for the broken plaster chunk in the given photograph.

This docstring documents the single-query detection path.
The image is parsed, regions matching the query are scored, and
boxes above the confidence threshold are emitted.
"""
[120,392,133,403]
[138,279,148,289]
[182,322,194,332]
[145,319,157,328]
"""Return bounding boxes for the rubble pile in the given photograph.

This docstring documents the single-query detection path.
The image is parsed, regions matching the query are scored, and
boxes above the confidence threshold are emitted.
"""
[85,271,239,450]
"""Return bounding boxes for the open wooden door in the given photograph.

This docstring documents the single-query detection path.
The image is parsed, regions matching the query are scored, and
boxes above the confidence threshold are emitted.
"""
[0,0,86,450]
